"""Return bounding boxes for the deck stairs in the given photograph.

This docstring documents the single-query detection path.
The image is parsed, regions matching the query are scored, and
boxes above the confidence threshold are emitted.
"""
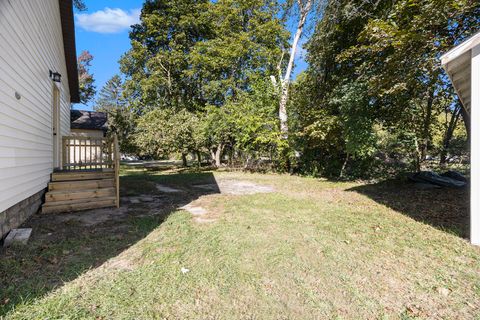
[42,169,117,214]
[41,134,120,214]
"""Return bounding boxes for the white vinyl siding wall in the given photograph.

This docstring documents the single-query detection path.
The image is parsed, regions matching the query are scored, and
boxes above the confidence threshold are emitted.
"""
[0,0,71,213]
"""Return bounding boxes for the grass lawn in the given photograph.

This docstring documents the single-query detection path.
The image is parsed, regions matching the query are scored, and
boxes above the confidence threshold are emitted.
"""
[1,167,480,319]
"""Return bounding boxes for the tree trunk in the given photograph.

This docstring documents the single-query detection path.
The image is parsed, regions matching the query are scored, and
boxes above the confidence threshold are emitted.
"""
[181,153,188,167]
[196,151,202,167]
[210,149,215,165]
[420,88,434,162]
[339,153,349,179]
[278,0,312,139]
[414,137,421,172]
[214,144,224,167]
[440,105,461,165]
[460,104,471,143]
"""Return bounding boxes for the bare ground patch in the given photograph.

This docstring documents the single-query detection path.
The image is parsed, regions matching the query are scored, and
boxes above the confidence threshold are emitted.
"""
[181,178,275,223]
[193,178,274,195]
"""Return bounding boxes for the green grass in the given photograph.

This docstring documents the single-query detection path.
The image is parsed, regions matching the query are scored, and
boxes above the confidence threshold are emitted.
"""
[1,169,479,319]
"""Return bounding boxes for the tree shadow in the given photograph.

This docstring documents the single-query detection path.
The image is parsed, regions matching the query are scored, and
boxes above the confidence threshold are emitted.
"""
[346,179,469,239]
[0,170,220,316]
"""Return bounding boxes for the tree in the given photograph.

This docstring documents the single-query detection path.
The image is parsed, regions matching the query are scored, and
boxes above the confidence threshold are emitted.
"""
[77,50,96,105]
[73,0,87,11]
[188,0,288,106]
[277,0,314,139]
[293,0,479,177]
[200,79,285,167]
[340,0,479,166]
[120,0,212,113]
[122,0,289,168]
[187,0,289,164]
[135,109,200,166]
[95,75,136,154]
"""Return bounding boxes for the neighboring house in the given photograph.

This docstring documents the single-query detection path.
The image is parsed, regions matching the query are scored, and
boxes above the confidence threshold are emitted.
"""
[0,0,79,238]
[67,110,108,172]
[70,110,108,138]
[441,31,480,245]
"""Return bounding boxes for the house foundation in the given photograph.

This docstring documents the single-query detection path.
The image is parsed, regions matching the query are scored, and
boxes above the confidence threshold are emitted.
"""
[0,189,45,239]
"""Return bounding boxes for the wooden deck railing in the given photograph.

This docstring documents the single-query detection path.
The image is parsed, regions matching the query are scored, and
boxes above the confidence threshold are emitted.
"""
[113,134,120,208]
[62,134,120,208]
[62,136,113,170]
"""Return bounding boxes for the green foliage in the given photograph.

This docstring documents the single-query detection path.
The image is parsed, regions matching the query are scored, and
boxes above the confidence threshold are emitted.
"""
[135,108,200,160]
[188,0,289,105]
[201,79,286,167]
[121,0,289,167]
[120,0,212,112]
[77,51,96,105]
[290,0,479,178]
[73,0,86,11]
[95,75,136,154]
[331,81,376,159]
[118,0,477,177]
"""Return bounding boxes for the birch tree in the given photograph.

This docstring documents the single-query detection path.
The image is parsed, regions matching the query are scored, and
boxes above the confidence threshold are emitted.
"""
[277,0,315,139]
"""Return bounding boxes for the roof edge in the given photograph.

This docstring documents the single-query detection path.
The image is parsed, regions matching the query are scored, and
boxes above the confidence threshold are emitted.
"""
[59,0,80,103]
[441,31,480,66]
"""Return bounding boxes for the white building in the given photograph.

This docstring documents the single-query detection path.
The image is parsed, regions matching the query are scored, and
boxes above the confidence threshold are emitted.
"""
[441,31,480,245]
[0,0,80,238]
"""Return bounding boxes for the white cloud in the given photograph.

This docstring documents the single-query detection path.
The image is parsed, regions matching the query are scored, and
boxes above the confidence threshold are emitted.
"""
[76,8,141,34]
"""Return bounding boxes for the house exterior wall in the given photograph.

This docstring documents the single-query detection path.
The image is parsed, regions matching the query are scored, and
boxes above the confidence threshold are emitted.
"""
[471,44,480,245]
[0,0,72,234]
[0,190,44,239]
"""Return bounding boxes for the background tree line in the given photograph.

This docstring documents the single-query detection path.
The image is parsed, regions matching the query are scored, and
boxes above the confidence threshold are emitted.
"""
[93,0,479,178]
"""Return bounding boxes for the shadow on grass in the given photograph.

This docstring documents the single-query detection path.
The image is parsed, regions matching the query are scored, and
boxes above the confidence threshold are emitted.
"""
[0,170,220,316]
[347,179,469,239]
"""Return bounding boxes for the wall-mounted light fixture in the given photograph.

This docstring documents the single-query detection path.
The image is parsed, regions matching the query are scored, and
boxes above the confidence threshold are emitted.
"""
[49,70,62,83]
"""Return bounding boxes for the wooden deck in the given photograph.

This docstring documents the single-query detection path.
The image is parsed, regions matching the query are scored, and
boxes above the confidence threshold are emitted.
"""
[42,135,120,214]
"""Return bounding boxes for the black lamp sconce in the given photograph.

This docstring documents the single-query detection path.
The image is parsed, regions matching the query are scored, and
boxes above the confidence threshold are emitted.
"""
[49,70,62,83]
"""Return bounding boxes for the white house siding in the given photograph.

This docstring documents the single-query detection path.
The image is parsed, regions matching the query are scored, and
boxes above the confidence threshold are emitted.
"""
[0,0,71,213]
[471,44,480,245]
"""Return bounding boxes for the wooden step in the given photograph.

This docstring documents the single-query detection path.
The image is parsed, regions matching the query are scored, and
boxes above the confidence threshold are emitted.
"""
[52,171,114,182]
[48,179,114,191]
[45,187,115,203]
[41,197,117,214]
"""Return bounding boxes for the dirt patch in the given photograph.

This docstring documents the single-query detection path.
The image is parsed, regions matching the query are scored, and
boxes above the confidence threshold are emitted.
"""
[180,204,208,216]
[100,247,144,272]
[128,195,162,204]
[182,179,274,223]
[193,217,217,224]
[156,184,182,193]
[193,179,274,195]
[54,207,129,227]
[180,203,217,223]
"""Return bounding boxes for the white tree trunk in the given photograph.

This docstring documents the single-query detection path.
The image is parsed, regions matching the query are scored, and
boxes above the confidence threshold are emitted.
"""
[279,0,312,138]
[214,143,224,167]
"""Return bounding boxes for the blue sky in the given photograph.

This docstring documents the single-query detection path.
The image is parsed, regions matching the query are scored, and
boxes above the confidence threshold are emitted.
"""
[74,0,309,110]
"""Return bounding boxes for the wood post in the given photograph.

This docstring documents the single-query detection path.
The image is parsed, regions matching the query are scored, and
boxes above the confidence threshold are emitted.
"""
[113,134,120,208]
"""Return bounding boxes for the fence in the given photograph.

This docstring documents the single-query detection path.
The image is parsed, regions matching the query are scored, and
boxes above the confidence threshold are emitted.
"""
[61,136,113,170]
